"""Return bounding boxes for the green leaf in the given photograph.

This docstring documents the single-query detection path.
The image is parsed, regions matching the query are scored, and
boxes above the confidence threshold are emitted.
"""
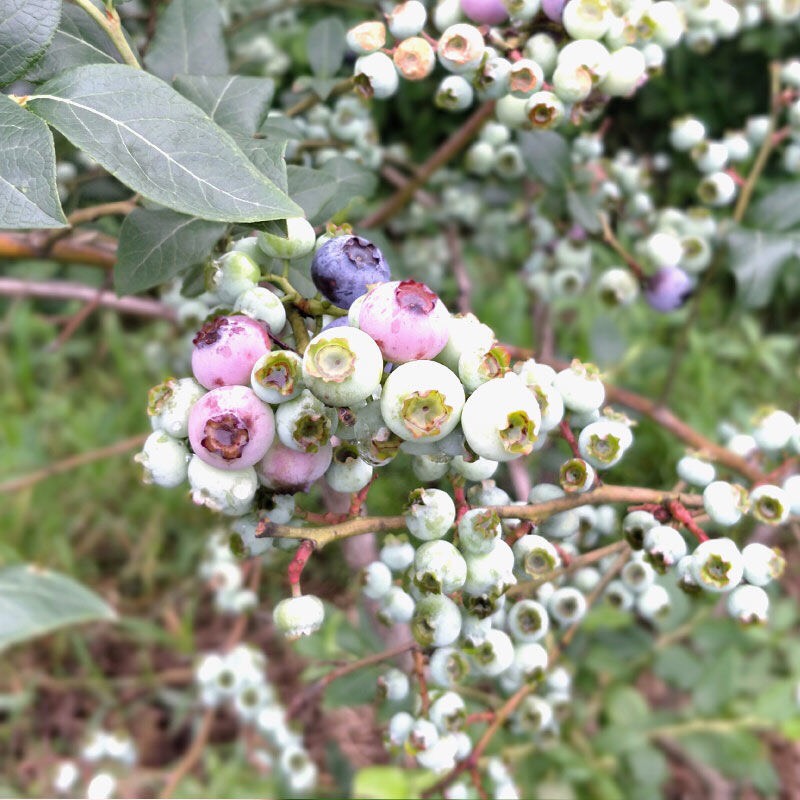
[173,75,275,135]
[0,94,66,229]
[29,64,302,223]
[0,564,116,651]
[749,182,800,231]
[605,686,649,725]
[144,0,228,81]
[115,208,226,294]
[288,157,377,225]
[518,130,572,188]
[307,17,346,79]
[654,645,703,690]
[323,665,381,708]
[233,137,288,192]
[567,188,602,232]
[0,0,61,85]
[24,4,121,83]
[625,745,668,789]
[354,767,432,800]
[692,647,740,714]
[725,227,800,308]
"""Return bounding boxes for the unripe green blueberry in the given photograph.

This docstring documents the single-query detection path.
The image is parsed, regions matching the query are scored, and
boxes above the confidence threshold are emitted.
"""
[516,695,553,733]
[405,487,457,541]
[460,373,541,462]
[461,612,492,646]
[378,586,416,624]
[643,525,688,572]
[435,75,475,111]
[147,377,206,439]
[741,542,785,586]
[622,509,659,549]
[621,554,657,594]
[135,431,190,488]
[703,480,748,526]
[752,408,796,451]
[635,582,671,622]
[302,327,383,407]
[508,58,544,97]
[463,539,515,597]
[457,508,502,555]
[690,537,744,593]
[378,668,410,702]
[559,457,595,493]
[411,594,462,647]
[354,52,399,99]
[548,586,587,626]
[275,389,336,453]
[450,454,499,481]
[605,578,634,611]
[513,534,561,579]
[507,599,550,642]
[208,251,261,304]
[416,733,459,773]
[428,646,471,687]
[600,45,646,96]
[437,24,485,74]
[413,454,452,482]
[381,361,465,442]
[511,641,549,683]
[387,710,414,747]
[563,0,612,39]
[429,691,466,732]
[414,540,468,594]
[554,360,605,414]
[726,583,769,624]
[749,484,790,525]
[676,454,715,487]
[326,442,373,492]
[273,594,325,639]
[597,267,640,307]
[472,629,514,676]
[234,287,287,334]
[188,456,257,516]
[524,90,565,129]
[361,560,394,600]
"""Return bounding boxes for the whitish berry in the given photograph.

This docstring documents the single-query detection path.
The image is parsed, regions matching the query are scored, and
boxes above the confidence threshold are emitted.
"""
[234,287,286,334]
[450,454,499,481]
[749,484,790,525]
[643,525,688,573]
[621,555,656,594]
[346,21,386,54]
[508,599,550,642]
[691,537,744,593]
[379,586,416,624]
[354,52,399,99]
[188,456,258,516]
[677,455,716,487]
[513,534,561,579]
[529,483,579,539]
[554,361,605,414]
[473,629,515,676]
[430,691,466,732]
[361,561,393,600]
[461,372,541,461]
[510,642,549,683]
[548,586,587,626]
[378,668,410,702]
[727,584,769,624]
[135,431,190,488]
[437,24,485,74]
[414,540,468,594]
[148,377,206,438]
[752,409,796,451]
[302,327,383,407]
[458,508,502,554]
[703,480,748,526]
[428,646,471,687]
[258,216,315,260]
[251,350,304,405]
[635,582,671,621]
[622,509,659,549]
[742,542,785,586]
[405,488,457,541]
[382,361,466,442]
[207,251,261,304]
[412,594,462,647]
[273,594,325,639]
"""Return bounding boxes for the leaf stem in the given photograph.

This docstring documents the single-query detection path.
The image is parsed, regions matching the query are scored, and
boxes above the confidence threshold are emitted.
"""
[71,0,141,69]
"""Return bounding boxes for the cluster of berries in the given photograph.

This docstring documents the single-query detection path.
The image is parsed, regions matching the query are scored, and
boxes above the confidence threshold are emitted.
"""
[345,0,798,131]
[52,730,136,800]
[194,644,317,795]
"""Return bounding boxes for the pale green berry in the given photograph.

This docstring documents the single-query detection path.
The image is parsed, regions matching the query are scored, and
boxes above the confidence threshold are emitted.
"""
[258,217,316,260]
[273,594,325,639]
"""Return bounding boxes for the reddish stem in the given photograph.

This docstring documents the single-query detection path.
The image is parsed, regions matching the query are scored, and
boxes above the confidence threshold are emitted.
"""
[470,766,489,800]
[350,475,377,517]
[451,477,470,523]
[413,649,431,716]
[287,540,315,594]
[465,710,495,726]
[559,419,581,458]
[505,520,532,546]
[667,500,709,542]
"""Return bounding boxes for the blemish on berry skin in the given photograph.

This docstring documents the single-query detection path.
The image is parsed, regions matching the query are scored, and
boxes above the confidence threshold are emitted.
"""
[193,316,228,347]
[395,280,437,314]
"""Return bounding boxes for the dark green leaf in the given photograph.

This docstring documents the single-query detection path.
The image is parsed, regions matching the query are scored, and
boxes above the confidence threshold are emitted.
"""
[0,94,66,229]
[307,17,346,79]
[24,4,121,83]
[0,564,116,651]
[518,130,572,188]
[323,665,381,708]
[288,157,377,225]
[0,0,60,85]
[725,227,800,308]
[749,183,800,231]
[234,136,288,192]
[626,745,668,789]
[115,208,226,294]
[29,64,301,222]
[173,74,275,135]
[144,0,228,81]
[654,645,703,690]
[692,647,740,714]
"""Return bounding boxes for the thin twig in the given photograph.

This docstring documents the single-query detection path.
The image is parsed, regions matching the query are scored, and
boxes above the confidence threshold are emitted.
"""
[0,434,148,494]
[360,101,496,229]
[0,230,117,268]
[285,77,356,118]
[159,708,215,799]
[66,199,138,227]
[0,278,177,321]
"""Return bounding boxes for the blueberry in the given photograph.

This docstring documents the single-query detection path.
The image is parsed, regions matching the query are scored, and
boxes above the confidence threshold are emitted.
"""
[311,235,391,309]
[644,266,693,312]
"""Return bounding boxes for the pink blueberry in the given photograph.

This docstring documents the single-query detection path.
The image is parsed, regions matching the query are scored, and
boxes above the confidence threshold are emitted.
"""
[256,439,333,493]
[541,0,567,21]
[188,385,275,470]
[460,0,509,24]
[357,280,449,363]
[191,315,272,389]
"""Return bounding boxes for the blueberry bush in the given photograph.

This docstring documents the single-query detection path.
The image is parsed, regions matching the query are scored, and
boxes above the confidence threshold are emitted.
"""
[2,0,800,798]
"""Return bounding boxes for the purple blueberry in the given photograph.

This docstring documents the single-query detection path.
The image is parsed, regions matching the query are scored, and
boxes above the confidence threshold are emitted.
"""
[256,439,333,493]
[357,280,450,363]
[321,316,350,331]
[460,0,508,24]
[542,0,567,21]
[188,385,275,470]
[644,266,694,312]
[310,235,391,309]
[191,315,272,389]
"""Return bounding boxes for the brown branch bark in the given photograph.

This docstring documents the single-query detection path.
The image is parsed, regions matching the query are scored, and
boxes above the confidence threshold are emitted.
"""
[0,230,117,268]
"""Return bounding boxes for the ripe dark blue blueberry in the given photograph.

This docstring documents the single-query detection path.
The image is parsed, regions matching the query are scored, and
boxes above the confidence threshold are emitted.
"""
[644,266,693,312]
[311,235,391,309]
